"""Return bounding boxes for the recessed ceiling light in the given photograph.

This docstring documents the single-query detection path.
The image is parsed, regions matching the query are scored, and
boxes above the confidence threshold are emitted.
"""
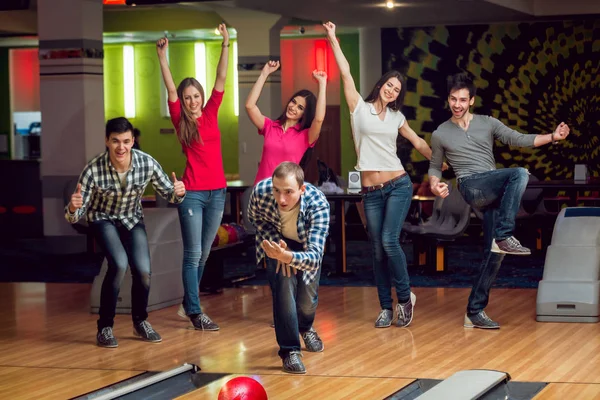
[386,1,394,8]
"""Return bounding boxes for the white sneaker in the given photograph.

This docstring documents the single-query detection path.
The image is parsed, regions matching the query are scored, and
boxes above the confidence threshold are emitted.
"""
[177,304,187,319]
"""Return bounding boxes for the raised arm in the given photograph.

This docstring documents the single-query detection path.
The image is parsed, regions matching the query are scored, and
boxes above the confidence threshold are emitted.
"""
[308,70,327,144]
[323,21,360,113]
[245,61,280,131]
[213,23,230,92]
[156,38,178,102]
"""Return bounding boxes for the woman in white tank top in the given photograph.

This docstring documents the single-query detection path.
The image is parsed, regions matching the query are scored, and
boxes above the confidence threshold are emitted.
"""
[324,21,444,329]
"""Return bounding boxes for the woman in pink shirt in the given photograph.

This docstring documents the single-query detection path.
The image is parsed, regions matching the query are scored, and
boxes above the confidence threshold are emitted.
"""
[245,60,327,185]
[156,24,229,332]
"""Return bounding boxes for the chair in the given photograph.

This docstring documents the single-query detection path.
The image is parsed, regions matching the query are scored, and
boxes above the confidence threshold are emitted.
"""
[240,186,256,235]
[403,185,471,272]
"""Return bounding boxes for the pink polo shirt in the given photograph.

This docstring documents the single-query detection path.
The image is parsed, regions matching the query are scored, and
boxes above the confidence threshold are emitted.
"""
[253,117,316,184]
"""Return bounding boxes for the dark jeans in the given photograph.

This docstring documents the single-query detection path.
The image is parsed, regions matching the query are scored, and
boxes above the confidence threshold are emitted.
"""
[178,189,226,315]
[266,239,321,359]
[91,220,151,330]
[362,174,413,308]
[458,167,528,314]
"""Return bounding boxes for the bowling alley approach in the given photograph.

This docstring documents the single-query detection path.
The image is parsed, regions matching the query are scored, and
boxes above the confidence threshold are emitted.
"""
[1,0,600,399]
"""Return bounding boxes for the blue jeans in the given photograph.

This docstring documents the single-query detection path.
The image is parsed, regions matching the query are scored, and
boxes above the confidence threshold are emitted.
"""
[266,239,320,359]
[178,189,226,315]
[458,167,528,314]
[362,174,413,309]
[91,220,151,330]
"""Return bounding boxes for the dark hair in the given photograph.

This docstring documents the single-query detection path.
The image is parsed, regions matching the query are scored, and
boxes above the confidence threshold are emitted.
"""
[276,89,316,130]
[177,77,206,147]
[133,128,141,138]
[364,70,406,111]
[105,117,134,139]
[447,73,476,98]
[273,162,304,188]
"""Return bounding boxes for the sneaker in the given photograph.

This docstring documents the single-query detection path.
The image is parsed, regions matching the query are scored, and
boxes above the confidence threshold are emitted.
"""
[97,327,118,348]
[491,237,531,255]
[282,351,306,374]
[464,311,500,329]
[190,313,220,331]
[133,320,162,342]
[396,292,417,327]
[301,327,324,352]
[177,304,187,319]
[375,309,393,328]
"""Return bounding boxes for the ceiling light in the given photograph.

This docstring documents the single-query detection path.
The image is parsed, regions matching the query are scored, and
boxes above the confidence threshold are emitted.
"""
[386,1,394,8]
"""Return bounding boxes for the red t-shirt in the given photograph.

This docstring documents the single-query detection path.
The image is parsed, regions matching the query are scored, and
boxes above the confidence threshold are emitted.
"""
[168,89,226,190]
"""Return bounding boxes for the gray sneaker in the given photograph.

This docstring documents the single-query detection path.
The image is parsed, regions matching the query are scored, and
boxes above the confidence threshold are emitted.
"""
[464,311,500,329]
[191,313,220,331]
[133,320,162,342]
[282,351,306,374]
[301,327,324,352]
[491,236,531,255]
[375,309,393,328]
[396,292,417,327]
[97,327,118,348]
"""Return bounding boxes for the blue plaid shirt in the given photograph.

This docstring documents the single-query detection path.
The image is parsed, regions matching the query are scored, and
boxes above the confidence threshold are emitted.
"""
[248,178,330,284]
[65,149,184,229]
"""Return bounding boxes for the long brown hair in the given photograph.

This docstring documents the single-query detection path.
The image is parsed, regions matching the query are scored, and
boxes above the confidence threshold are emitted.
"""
[176,77,205,147]
[364,70,406,112]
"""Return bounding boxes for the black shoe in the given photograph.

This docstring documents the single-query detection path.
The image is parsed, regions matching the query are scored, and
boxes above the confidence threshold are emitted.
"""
[133,320,162,342]
[491,236,531,255]
[464,311,500,329]
[190,313,220,331]
[301,327,324,352]
[97,327,118,348]
[282,351,306,374]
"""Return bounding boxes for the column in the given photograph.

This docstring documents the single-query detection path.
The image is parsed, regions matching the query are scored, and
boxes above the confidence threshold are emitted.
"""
[37,0,105,237]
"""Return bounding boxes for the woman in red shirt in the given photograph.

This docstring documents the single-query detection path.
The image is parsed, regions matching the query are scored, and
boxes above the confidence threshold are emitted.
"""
[156,23,229,331]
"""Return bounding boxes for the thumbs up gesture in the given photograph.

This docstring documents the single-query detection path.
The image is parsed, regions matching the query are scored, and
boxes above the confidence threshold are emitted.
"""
[69,184,83,213]
[172,172,186,197]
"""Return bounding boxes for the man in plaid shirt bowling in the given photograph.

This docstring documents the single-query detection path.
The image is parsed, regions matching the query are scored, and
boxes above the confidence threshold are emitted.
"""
[248,162,330,374]
[65,117,186,348]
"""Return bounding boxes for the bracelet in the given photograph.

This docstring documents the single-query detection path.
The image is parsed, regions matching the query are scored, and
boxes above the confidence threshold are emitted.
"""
[222,43,230,48]
[551,131,558,145]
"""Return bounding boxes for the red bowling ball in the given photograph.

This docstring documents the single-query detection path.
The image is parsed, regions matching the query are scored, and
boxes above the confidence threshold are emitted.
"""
[218,376,268,400]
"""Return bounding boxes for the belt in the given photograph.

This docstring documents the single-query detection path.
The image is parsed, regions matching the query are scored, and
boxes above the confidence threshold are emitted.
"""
[360,172,406,194]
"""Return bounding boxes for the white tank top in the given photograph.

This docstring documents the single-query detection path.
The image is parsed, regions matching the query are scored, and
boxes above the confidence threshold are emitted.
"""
[350,96,406,172]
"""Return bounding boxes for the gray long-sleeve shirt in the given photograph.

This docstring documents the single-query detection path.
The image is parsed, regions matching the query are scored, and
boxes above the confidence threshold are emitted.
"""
[428,115,537,180]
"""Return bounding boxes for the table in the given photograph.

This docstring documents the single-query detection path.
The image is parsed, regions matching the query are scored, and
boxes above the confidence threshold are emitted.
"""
[526,179,600,207]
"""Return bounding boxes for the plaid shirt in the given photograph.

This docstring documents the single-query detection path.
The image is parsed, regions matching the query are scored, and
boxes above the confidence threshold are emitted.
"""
[65,149,184,229]
[248,178,330,284]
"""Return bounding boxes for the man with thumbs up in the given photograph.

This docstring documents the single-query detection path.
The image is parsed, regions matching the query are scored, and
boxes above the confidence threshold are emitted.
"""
[66,117,185,348]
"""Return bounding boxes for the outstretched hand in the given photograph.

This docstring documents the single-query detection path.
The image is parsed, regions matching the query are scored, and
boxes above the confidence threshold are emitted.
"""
[156,37,168,57]
[312,70,327,84]
[262,60,281,75]
[553,122,570,142]
[217,23,229,44]
[322,21,336,41]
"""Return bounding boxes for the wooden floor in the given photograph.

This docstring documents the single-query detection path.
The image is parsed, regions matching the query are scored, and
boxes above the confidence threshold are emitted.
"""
[2,283,600,399]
